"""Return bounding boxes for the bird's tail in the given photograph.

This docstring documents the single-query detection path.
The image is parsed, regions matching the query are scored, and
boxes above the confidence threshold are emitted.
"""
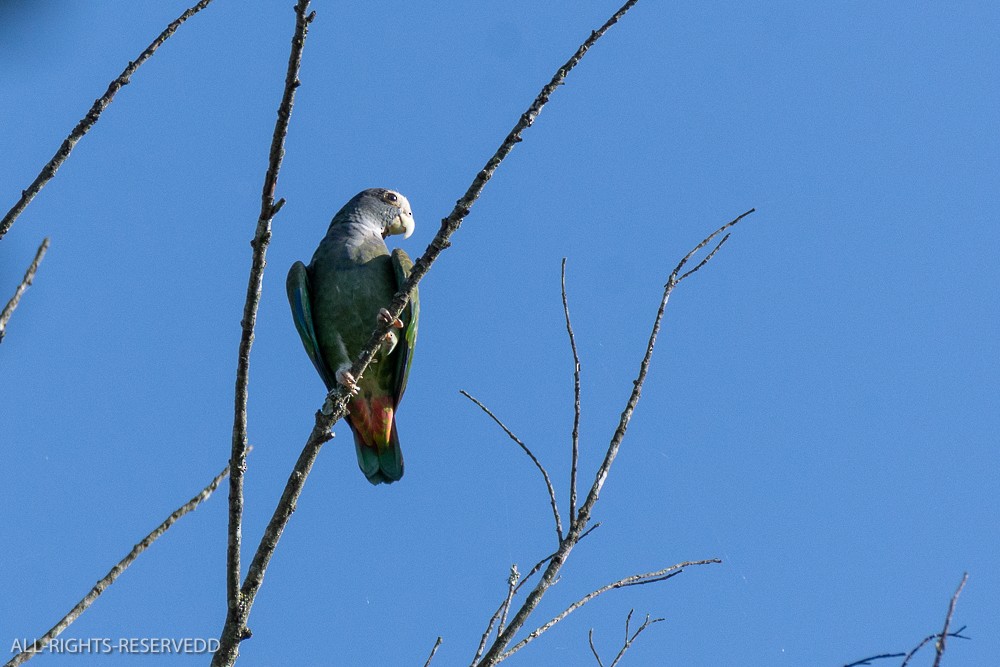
[347,409,404,485]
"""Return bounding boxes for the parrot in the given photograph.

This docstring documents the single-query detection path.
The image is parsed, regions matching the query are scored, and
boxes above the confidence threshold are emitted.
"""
[286,188,419,485]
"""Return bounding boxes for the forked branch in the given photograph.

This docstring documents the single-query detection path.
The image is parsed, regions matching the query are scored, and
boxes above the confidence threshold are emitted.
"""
[475,209,753,666]
[842,627,970,667]
[842,574,971,667]
[497,560,720,662]
[930,572,969,667]
[472,525,601,665]
[588,610,665,667]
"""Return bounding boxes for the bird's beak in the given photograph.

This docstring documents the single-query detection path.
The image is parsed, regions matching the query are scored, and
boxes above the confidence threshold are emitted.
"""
[385,209,415,239]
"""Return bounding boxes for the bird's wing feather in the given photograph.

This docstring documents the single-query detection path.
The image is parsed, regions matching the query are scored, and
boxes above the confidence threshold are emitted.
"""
[286,260,336,389]
[391,248,419,402]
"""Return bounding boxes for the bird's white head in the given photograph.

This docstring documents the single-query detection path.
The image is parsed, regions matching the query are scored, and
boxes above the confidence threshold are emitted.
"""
[376,189,414,239]
[335,188,415,240]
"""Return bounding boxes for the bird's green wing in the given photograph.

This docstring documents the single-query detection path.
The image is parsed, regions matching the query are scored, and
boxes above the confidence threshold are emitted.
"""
[286,261,335,389]
[390,248,419,402]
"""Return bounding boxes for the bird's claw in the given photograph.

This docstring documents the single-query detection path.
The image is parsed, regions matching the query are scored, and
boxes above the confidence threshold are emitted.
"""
[378,307,405,329]
[380,329,399,356]
[335,369,359,395]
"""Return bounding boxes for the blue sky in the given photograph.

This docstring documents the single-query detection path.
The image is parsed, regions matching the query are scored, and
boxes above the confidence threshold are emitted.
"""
[2,1,997,665]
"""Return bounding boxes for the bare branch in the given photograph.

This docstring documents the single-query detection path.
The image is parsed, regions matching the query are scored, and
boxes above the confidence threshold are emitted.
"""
[931,572,969,667]
[588,610,665,667]
[516,552,557,596]
[474,566,525,665]
[588,629,605,667]
[904,627,971,667]
[895,575,973,667]
[498,560,720,661]
[841,654,906,667]
[843,626,970,667]
[561,258,582,523]
[422,637,443,667]
[612,613,663,667]
[575,210,754,534]
[460,390,563,542]
[473,526,602,666]
[0,0,217,240]
[0,237,50,343]
[221,0,650,660]
[578,521,602,543]
[511,529,600,604]
[473,564,523,664]
[215,2,314,664]
[499,565,521,636]
[672,209,754,284]
[899,627,971,667]
[478,210,753,666]
[473,606,501,664]
[4,461,230,667]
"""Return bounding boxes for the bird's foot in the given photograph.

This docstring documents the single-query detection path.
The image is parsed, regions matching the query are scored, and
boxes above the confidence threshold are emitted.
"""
[379,330,399,356]
[378,308,405,329]
[335,369,360,395]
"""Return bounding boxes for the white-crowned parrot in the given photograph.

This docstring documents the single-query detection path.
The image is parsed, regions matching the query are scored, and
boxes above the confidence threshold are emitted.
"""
[286,188,419,485]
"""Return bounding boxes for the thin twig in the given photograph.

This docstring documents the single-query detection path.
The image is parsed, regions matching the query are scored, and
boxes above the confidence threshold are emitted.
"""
[588,610,665,667]
[577,521,602,543]
[897,576,973,667]
[478,554,554,658]
[0,0,216,240]
[478,209,753,666]
[474,609,501,664]
[499,565,521,636]
[422,637,443,667]
[498,560,720,661]
[575,209,754,530]
[0,237,50,343]
[900,627,970,667]
[588,629,605,667]
[561,258,582,523]
[510,521,601,601]
[611,613,663,667]
[515,552,557,596]
[844,626,970,667]
[932,573,969,667]
[473,526,602,665]
[673,212,754,285]
[590,616,619,667]
[226,0,649,660]
[214,2,314,665]
[841,654,905,667]
[4,461,231,667]
[460,390,563,542]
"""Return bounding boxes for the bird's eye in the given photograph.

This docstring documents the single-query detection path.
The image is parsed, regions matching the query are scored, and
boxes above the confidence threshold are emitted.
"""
[384,192,398,204]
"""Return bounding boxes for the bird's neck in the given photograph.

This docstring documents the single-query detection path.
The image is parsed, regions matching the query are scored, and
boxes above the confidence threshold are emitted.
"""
[319,219,388,263]
[329,210,382,236]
